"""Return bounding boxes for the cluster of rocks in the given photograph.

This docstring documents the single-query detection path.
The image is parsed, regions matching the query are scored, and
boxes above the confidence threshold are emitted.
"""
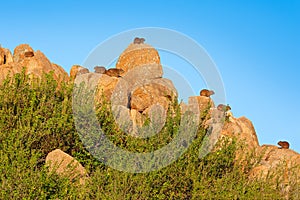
[0,44,68,84]
[1,38,299,190]
[191,89,300,189]
[72,37,177,136]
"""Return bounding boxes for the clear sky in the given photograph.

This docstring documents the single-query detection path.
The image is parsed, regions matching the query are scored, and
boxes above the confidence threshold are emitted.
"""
[1,0,300,152]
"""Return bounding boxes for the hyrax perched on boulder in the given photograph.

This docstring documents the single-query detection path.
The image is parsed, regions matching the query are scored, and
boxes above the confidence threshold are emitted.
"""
[200,89,215,97]
[105,68,125,77]
[133,37,145,44]
[77,67,89,75]
[217,104,231,112]
[278,141,290,149]
[94,66,106,74]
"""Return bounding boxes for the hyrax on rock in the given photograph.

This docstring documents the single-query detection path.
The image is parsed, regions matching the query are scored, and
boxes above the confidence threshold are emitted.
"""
[133,37,145,44]
[200,89,215,97]
[278,141,290,149]
[105,68,125,77]
[217,104,231,112]
[94,66,106,74]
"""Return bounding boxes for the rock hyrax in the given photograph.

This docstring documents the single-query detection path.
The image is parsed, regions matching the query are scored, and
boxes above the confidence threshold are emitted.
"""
[133,37,145,44]
[105,68,125,77]
[200,89,215,97]
[94,66,106,74]
[24,51,34,57]
[77,68,89,75]
[217,104,231,112]
[278,141,289,149]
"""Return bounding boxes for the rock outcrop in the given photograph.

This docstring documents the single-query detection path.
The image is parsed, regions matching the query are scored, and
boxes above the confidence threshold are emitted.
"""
[250,145,300,181]
[72,40,177,137]
[45,149,88,185]
[71,38,300,188]
[221,116,259,150]
[0,44,69,84]
[116,41,161,73]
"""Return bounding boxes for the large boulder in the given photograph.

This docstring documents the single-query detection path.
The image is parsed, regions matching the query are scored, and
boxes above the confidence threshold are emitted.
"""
[116,42,161,74]
[45,149,88,185]
[249,145,300,180]
[221,116,259,150]
[249,145,300,198]
[23,50,68,81]
[130,79,177,113]
[13,44,34,63]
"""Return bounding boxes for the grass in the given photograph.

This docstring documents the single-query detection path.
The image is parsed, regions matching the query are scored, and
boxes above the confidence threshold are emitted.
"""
[0,70,298,199]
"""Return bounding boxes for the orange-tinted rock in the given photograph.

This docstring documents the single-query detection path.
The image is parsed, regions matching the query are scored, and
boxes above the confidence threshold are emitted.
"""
[249,145,300,188]
[116,42,161,73]
[51,63,69,82]
[45,149,88,185]
[130,79,177,112]
[1,44,69,84]
[95,74,119,102]
[0,47,13,65]
[13,44,34,63]
[19,50,68,82]
[70,65,89,80]
[221,116,259,149]
[188,96,215,114]
[0,63,23,83]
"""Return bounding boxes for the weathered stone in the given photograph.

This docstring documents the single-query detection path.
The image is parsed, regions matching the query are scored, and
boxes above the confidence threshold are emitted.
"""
[0,63,23,83]
[130,78,177,112]
[0,45,69,84]
[0,47,13,65]
[95,74,119,102]
[70,65,88,80]
[112,105,134,134]
[109,64,164,107]
[121,64,163,83]
[94,66,106,74]
[45,149,88,185]
[188,96,215,114]
[51,63,69,83]
[13,44,34,63]
[21,50,68,82]
[249,145,300,189]
[130,109,147,127]
[116,42,160,73]
[221,116,259,150]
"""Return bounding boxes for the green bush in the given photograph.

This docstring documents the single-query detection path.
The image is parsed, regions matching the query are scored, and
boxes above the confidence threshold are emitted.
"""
[0,70,297,199]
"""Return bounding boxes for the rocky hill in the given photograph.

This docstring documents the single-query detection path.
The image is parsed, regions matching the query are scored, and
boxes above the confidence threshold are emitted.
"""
[0,40,299,198]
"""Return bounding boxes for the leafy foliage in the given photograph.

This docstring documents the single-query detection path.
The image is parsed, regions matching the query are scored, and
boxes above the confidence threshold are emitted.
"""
[0,71,297,199]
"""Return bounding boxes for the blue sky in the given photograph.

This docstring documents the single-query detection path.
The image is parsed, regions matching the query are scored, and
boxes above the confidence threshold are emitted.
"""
[1,0,300,152]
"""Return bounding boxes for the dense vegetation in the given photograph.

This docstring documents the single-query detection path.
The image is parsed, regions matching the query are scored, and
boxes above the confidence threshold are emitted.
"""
[0,71,296,199]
